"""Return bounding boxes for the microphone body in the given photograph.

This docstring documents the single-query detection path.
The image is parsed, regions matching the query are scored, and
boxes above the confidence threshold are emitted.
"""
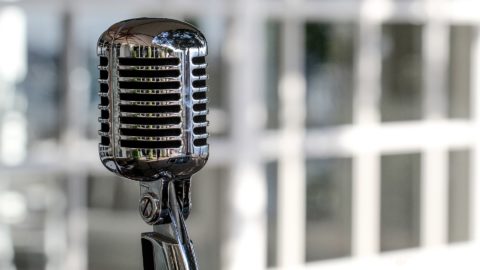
[97,18,209,181]
[97,18,208,270]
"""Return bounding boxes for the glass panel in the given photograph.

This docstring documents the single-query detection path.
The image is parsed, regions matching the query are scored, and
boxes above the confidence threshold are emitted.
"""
[305,23,354,128]
[381,24,423,122]
[265,21,281,130]
[24,14,61,142]
[448,149,471,243]
[266,161,278,267]
[380,153,421,252]
[448,25,474,119]
[305,158,352,261]
[1,173,67,270]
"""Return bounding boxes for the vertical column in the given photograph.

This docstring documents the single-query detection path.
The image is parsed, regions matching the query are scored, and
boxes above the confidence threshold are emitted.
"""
[470,24,480,244]
[421,149,448,246]
[421,0,450,247]
[223,1,267,270]
[276,14,307,268]
[59,11,88,270]
[351,0,382,256]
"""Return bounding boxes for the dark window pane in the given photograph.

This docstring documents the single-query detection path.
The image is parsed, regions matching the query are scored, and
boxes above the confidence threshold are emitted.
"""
[448,25,473,119]
[381,24,423,122]
[380,153,421,252]
[265,21,281,129]
[305,23,354,128]
[266,162,278,267]
[23,15,62,141]
[306,158,352,261]
[189,167,227,270]
[448,149,471,243]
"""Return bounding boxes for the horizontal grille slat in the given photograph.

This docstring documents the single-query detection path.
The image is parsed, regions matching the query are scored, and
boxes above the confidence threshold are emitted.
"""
[120,105,181,113]
[120,93,180,101]
[119,69,180,78]
[120,124,181,129]
[118,57,180,66]
[120,100,180,106]
[193,122,208,128]
[120,140,181,149]
[120,89,180,94]
[98,118,109,124]
[118,66,180,70]
[119,81,181,90]
[193,110,208,116]
[120,128,181,137]
[120,112,181,118]
[120,117,181,125]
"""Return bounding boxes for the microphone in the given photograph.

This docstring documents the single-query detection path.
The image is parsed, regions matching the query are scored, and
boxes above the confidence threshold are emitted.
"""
[97,18,208,270]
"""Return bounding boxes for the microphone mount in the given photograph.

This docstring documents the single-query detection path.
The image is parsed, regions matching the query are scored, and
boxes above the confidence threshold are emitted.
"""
[140,176,198,270]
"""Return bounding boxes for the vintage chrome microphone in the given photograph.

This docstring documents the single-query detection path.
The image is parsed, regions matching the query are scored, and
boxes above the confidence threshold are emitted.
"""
[97,18,208,270]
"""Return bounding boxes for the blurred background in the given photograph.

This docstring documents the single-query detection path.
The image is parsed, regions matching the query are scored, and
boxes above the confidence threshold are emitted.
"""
[0,0,479,269]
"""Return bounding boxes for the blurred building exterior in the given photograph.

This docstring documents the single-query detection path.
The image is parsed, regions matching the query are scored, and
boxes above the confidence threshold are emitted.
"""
[0,0,479,269]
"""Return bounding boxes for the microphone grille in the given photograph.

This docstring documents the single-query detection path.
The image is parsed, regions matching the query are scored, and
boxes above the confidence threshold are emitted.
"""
[97,18,209,180]
[117,51,183,150]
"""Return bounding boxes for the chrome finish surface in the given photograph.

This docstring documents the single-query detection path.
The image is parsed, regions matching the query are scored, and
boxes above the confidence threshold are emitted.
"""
[97,18,209,181]
[97,18,208,270]
[141,178,197,270]
[139,174,192,225]
[140,180,198,270]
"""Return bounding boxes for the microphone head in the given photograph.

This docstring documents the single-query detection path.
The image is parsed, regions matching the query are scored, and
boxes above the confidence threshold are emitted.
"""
[97,18,208,181]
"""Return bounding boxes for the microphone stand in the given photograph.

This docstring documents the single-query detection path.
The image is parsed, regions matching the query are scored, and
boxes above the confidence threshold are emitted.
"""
[139,177,199,270]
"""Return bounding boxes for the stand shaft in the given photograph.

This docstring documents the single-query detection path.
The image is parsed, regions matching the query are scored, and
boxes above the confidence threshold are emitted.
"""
[141,179,199,270]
